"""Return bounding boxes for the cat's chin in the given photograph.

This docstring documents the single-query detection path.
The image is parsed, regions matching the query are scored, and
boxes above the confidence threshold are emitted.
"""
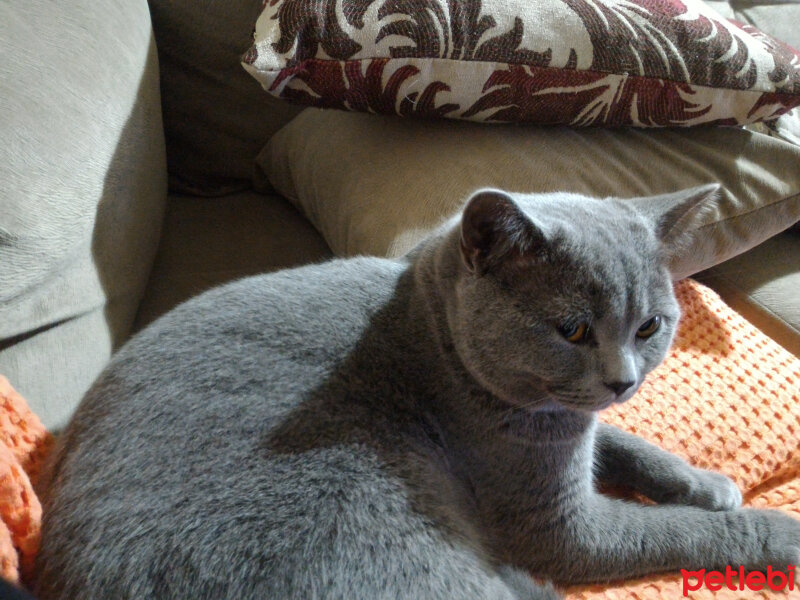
[594,397,623,411]
[590,387,640,411]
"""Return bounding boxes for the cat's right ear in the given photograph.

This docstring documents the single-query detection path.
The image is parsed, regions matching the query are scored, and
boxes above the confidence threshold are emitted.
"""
[460,189,545,276]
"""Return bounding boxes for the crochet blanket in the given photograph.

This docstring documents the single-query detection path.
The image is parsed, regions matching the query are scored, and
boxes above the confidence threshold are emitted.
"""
[0,377,51,585]
[1,279,798,598]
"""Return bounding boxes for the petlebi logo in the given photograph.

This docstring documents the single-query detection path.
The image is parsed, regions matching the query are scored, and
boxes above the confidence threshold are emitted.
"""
[681,565,796,596]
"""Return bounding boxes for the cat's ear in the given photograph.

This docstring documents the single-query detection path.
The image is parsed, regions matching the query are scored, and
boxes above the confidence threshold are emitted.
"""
[460,189,545,276]
[629,184,721,266]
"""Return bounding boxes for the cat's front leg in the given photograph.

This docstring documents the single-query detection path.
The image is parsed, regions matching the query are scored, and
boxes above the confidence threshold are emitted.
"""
[534,494,800,584]
[593,423,741,511]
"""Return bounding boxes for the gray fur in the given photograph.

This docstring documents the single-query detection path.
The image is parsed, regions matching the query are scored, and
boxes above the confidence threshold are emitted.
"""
[35,187,800,599]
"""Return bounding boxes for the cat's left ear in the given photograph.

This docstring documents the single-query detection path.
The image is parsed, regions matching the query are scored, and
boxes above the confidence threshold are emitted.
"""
[460,189,546,276]
[628,184,721,278]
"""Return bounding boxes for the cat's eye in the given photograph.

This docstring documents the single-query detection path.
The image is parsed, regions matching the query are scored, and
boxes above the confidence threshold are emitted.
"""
[636,315,661,338]
[559,322,589,343]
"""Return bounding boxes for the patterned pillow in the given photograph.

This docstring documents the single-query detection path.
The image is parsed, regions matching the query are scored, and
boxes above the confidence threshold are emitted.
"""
[242,0,800,127]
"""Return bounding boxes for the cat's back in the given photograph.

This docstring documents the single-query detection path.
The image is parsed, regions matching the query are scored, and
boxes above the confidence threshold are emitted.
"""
[36,256,416,599]
[71,255,404,430]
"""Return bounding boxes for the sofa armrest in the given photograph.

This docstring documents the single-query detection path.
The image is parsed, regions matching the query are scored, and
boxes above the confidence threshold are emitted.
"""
[0,0,168,429]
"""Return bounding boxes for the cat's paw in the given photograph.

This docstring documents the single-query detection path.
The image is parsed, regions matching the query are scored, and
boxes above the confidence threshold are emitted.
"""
[657,467,742,511]
[742,509,800,572]
[685,469,742,511]
[496,566,562,600]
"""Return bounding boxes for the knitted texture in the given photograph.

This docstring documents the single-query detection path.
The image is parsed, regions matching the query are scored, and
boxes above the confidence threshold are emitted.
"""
[568,279,800,599]
[0,377,52,585]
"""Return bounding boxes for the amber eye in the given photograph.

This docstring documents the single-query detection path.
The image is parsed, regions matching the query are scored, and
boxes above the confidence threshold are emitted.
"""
[637,315,661,338]
[560,322,589,343]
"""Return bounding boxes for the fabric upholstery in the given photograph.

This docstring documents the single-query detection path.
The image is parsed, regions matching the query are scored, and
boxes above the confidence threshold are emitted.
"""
[0,0,168,430]
[135,192,333,329]
[696,229,800,357]
[260,108,800,281]
[149,0,304,194]
[737,1,800,52]
[699,0,800,360]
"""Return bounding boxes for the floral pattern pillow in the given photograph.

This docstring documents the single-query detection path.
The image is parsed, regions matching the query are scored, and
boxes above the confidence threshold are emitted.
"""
[242,0,800,127]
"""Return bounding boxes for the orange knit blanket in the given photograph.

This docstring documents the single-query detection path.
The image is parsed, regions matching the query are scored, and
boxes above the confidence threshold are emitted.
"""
[0,377,51,586]
[1,279,798,597]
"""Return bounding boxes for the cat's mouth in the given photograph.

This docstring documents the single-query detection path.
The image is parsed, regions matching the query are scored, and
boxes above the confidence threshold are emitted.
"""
[544,387,637,412]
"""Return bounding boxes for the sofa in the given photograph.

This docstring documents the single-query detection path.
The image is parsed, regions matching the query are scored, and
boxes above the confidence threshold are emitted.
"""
[1,0,800,596]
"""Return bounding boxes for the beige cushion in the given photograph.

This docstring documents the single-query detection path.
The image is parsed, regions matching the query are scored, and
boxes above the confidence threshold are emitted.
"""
[696,229,800,357]
[150,0,304,194]
[737,1,800,52]
[135,191,332,329]
[260,108,800,280]
[0,0,167,429]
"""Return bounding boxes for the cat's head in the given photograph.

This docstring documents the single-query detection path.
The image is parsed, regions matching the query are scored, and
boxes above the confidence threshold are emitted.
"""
[445,185,719,412]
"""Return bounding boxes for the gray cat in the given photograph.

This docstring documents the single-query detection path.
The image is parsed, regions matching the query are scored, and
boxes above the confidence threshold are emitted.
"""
[35,187,799,600]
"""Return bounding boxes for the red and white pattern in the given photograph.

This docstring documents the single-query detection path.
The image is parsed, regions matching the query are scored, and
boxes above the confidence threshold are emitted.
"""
[243,0,800,127]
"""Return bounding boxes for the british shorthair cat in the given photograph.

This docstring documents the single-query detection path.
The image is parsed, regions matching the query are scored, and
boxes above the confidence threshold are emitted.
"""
[35,187,799,599]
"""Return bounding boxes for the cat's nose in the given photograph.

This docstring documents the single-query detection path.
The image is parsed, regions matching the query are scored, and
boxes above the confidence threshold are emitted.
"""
[604,380,635,396]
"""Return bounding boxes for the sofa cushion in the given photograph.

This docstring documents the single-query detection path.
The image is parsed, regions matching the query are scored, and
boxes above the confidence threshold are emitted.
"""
[0,0,167,429]
[243,0,800,127]
[134,191,332,329]
[259,108,800,281]
[737,1,800,52]
[149,0,305,194]
[696,229,800,357]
